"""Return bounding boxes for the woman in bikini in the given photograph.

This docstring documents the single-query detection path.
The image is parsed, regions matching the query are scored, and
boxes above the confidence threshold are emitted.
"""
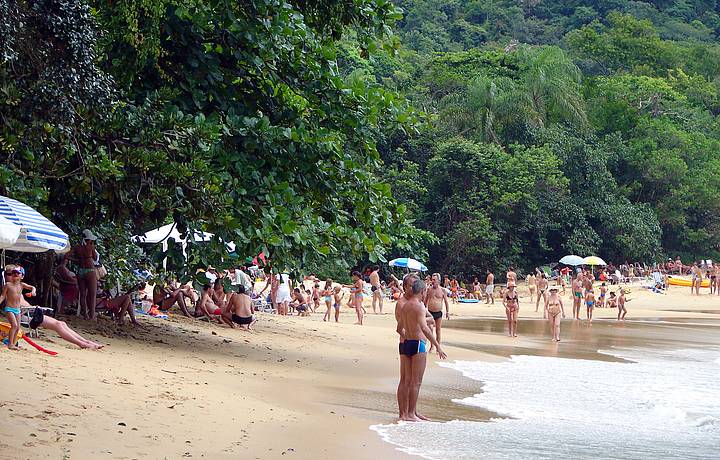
[349,271,364,325]
[70,229,100,320]
[503,282,520,337]
[545,286,565,342]
[535,273,548,318]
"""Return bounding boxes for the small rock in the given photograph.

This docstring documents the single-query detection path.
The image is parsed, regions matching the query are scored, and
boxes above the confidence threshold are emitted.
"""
[118,422,126,426]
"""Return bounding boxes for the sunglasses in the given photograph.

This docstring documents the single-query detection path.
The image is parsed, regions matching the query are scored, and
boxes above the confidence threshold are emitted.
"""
[5,271,21,276]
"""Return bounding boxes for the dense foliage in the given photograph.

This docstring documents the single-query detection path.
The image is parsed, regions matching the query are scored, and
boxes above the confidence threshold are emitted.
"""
[3,0,720,282]
[358,0,720,277]
[1,0,430,284]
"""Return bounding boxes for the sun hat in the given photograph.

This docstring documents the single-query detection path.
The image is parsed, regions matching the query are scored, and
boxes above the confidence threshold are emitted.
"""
[82,229,98,241]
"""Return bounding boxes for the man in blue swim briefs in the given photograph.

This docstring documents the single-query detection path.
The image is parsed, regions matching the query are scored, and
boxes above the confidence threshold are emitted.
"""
[396,277,446,422]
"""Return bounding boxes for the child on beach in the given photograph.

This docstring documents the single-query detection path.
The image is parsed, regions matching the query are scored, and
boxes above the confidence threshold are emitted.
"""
[598,283,607,308]
[311,281,321,312]
[321,279,333,322]
[617,289,629,320]
[585,289,595,322]
[1,265,36,350]
[332,285,343,323]
[607,291,617,309]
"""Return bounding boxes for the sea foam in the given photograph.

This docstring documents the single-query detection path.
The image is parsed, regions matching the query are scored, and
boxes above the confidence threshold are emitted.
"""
[372,347,720,459]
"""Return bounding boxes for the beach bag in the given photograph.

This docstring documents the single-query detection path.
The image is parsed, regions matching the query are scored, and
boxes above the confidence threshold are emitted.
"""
[94,264,108,280]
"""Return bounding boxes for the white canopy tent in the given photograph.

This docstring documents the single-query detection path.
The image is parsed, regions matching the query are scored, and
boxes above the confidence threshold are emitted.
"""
[132,223,234,268]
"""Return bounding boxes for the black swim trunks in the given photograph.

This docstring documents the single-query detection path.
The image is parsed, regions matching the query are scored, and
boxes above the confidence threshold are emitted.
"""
[401,340,427,357]
[231,314,253,325]
[430,310,443,320]
[371,285,378,292]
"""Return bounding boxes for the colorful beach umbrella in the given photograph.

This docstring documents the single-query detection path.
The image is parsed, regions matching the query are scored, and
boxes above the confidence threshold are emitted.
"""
[389,257,428,272]
[0,195,69,253]
[559,255,584,266]
[582,256,607,266]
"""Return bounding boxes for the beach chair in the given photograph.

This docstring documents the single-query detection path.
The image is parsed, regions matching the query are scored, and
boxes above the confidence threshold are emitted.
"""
[20,306,53,338]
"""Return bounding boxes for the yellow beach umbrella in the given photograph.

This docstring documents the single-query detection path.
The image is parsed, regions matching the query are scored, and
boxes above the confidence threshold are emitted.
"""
[582,256,607,266]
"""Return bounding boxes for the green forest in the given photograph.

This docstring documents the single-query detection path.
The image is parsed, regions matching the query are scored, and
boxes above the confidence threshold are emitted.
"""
[3,0,720,281]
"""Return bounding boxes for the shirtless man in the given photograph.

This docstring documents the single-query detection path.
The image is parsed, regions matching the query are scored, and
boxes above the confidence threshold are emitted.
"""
[227,285,257,330]
[485,269,495,304]
[424,273,449,352]
[535,274,548,318]
[291,288,310,316]
[370,265,383,314]
[396,277,446,421]
[195,285,223,323]
[571,273,583,320]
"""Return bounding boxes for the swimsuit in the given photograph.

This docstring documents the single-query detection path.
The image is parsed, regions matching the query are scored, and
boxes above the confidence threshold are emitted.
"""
[333,302,340,309]
[547,301,561,315]
[231,314,253,325]
[430,310,443,320]
[574,292,582,298]
[77,267,95,277]
[4,306,21,315]
[324,295,332,303]
[401,340,427,357]
[586,301,594,308]
[398,342,404,355]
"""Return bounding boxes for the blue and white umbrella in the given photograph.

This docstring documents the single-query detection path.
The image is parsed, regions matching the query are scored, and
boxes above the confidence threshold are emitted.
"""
[0,195,69,253]
[388,257,428,272]
[559,254,584,266]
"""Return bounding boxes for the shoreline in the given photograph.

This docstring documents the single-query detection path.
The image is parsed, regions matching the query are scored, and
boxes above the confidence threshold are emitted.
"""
[2,286,720,459]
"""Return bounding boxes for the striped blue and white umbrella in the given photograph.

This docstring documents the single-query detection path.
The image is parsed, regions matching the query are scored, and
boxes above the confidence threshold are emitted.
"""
[388,257,428,272]
[0,195,69,253]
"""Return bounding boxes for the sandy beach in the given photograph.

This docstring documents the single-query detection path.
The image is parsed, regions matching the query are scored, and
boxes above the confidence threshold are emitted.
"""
[3,281,720,459]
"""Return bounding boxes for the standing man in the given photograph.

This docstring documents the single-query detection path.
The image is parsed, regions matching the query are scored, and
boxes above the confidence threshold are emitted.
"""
[424,273,449,352]
[370,265,383,314]
[397,277,446,421]
[535,273,548,318]
[485,269,495,304]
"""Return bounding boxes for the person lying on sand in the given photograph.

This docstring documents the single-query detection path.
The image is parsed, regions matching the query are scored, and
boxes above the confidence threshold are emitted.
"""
[227,286,257,330]
[29,309,104,349]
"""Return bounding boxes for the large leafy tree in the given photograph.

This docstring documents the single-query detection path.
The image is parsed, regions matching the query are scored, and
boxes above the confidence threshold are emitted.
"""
[1,0,425,283]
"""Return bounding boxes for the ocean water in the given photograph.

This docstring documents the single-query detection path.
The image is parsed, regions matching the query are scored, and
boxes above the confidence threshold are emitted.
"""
[372,346,720,459]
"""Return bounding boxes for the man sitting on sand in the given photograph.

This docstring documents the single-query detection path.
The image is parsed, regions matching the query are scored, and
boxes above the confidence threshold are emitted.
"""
[195,285,224,324]
[153,278,193,317]
[227,286,257,330]
[396,277,446,422]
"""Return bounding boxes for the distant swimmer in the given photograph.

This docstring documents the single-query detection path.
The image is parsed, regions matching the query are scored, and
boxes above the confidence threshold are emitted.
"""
[424,273,449,353]
[503,282,519,337]
[396,277,446,421]
[545,286,565,342]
